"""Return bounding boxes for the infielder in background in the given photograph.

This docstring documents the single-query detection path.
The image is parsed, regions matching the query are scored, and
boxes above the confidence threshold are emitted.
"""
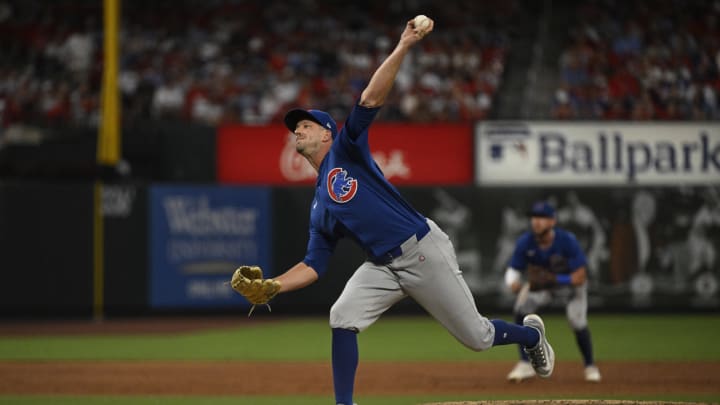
[231,17,555,405]
[505,201,601,383]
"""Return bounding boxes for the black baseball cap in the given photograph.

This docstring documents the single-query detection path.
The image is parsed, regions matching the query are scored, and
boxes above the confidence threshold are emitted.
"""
[283,109,338,139]
[528,201,556,218]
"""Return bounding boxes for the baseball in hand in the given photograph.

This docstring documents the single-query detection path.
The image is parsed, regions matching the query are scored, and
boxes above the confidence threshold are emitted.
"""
[413,14,431,34]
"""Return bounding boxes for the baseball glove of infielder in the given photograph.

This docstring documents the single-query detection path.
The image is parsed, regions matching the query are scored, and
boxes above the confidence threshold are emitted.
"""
[527,265,557,291]
[230,265,281,316]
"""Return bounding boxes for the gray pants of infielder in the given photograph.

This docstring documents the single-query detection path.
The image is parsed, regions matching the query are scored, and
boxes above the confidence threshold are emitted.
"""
[514,283,588,330]
[330,219,496,351]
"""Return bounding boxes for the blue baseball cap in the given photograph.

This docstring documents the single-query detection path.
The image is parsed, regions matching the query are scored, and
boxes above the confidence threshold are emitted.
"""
[283,108,338,139]
[528,201,556,218]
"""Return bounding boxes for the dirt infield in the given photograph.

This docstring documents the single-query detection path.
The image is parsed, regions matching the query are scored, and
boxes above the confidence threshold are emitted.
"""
[0,317,718,400]
[1,360,719,398]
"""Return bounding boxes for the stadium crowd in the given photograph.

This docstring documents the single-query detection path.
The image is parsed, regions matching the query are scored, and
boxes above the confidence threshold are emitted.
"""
[0,0,514,129]
[552,0,720,120]
[2,0,719,129]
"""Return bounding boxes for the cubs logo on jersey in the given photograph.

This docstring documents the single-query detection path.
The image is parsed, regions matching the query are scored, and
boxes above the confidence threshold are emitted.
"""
[327,167,358,203]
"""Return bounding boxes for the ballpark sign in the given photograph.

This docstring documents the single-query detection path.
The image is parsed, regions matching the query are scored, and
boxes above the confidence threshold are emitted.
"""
[475,122,720,185]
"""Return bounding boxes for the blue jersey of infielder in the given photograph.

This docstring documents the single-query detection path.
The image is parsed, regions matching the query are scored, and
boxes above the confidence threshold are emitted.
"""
[509,228,587,276]
[271,18,555,405]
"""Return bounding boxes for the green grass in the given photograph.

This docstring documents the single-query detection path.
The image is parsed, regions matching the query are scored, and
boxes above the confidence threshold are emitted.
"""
[0,314,718,361]
[0,314,718,404]
[360,313,720,361]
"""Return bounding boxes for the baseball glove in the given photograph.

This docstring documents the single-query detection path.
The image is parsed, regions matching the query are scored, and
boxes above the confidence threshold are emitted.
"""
[230,265,281,316]
[527,265,557,291]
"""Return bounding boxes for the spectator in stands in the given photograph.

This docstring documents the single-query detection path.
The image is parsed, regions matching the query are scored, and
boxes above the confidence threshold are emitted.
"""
[553,0,720,121]
[0,0,515,128]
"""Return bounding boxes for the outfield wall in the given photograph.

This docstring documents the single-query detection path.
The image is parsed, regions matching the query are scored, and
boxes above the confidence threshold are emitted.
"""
[0,121,717,317]
[0,182,717,317]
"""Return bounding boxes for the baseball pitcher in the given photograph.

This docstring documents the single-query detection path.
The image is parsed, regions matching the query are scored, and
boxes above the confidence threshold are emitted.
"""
[504,201,601,383]
[230,17,556,405]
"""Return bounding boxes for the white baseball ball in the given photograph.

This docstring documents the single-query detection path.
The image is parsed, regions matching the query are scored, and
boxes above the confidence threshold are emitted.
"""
[413,15,431,32]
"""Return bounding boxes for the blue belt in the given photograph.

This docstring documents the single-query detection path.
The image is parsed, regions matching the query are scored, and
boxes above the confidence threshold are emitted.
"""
[369,222,430,265]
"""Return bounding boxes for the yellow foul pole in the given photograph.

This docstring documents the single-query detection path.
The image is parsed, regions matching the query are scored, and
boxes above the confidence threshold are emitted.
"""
[94,0,121,321]
[98,0,120,166]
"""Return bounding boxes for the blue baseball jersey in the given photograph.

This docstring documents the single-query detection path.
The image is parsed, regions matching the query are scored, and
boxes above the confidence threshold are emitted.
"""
[509,228,587,274]
[302,103,427,276]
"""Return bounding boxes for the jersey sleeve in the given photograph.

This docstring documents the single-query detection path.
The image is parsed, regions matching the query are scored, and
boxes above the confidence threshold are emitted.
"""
[508,235,529,270]
[566,233,588,271]
[342,102,381,142]
[302,228,338,277]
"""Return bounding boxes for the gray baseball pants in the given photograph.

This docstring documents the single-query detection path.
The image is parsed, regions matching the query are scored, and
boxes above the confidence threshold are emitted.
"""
[514,283,588,330]
[329,219,495,351]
